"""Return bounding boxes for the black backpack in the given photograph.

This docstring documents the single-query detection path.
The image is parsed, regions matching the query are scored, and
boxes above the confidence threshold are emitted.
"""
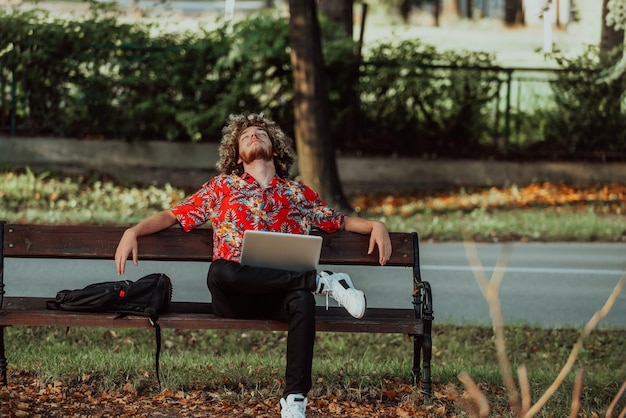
[47,273,173,385]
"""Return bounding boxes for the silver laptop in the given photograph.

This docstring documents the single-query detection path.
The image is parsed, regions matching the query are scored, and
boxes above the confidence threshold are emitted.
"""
[240,230,323,272]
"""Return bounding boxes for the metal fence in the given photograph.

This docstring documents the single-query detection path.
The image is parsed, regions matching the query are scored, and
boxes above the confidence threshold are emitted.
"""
[493,66,560,149]
[0,61,565,147]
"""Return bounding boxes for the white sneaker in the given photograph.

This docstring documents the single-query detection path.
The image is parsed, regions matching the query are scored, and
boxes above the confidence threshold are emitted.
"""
[280,393,307,418]
[315,271,366,319]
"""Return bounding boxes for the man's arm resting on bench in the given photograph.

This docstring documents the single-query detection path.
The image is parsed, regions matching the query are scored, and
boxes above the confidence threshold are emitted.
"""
[115,210,178,275]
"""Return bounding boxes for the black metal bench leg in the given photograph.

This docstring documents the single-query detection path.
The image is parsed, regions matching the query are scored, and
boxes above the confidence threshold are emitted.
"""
[421,281,434,398]
[422,322,432,398]
[412,334,423,386]
[1,222,5,385]
[0,326,7,385]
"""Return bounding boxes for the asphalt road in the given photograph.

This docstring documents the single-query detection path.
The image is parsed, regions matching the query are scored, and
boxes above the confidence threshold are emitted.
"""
[4,242,625,329]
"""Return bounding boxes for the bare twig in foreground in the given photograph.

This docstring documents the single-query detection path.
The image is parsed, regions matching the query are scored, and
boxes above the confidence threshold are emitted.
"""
[463,242,625,418]
[464,241,520,413]
[458,372,490,418]
[524,275,625,417]
[606,379,626,418]
[518,365,531,416]
[568,370,583,418]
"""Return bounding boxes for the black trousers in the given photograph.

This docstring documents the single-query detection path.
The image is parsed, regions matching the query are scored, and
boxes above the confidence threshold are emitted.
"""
[207,259,318,396]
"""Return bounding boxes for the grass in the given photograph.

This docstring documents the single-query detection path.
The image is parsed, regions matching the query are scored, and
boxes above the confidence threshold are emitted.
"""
[4,325,625,415]
[378,206,626,242]
[1,168,625,242]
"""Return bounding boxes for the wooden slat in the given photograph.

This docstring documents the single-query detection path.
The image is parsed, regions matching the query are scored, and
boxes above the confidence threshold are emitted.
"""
[3,224,415,267]
[0,297,422,334]
[2,224,211,261]
[318,230,415,266]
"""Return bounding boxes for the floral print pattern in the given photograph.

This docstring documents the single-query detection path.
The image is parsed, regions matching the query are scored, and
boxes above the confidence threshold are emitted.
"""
[171,173,344,261]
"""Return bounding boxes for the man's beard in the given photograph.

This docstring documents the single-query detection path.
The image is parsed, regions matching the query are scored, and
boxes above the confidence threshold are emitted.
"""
[239,147,273,164]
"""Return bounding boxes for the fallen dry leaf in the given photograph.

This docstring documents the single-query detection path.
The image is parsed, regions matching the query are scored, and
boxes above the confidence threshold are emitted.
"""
[0,370,463,417]
[350,182,626,217]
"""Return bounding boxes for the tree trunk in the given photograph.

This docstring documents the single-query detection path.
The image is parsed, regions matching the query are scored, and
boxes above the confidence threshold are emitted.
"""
[288,0,350,211]
[441,0,459,17]
[600,0,625,61]
[504,0,524,26]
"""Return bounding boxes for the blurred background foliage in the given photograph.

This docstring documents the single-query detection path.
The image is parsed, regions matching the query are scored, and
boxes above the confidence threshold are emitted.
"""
[0,6,624,160]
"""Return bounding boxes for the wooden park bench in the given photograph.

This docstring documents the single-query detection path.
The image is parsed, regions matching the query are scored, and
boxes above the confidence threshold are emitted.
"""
[0,222,433,396]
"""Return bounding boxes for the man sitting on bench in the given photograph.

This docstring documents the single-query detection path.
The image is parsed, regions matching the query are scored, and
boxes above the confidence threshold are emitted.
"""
[114,112,392,418]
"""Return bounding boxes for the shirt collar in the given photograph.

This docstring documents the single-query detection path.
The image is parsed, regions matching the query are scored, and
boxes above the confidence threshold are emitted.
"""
[240,172,284,188]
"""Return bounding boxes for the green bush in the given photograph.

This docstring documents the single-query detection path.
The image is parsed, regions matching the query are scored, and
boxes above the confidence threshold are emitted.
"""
[0,7,293,141]
[542,45,626,157]
[1,6,624,159]
[356,40,499,156]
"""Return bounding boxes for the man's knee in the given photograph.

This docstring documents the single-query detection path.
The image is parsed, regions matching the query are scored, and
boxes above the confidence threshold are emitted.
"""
[207,260,240,292]
[207,259,239,288]
[287,290,316,315]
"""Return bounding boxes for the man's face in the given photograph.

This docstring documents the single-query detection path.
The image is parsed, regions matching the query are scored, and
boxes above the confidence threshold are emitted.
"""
[238,126,274,164]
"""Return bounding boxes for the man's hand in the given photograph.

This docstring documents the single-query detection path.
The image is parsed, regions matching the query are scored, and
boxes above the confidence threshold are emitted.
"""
[344,217,393,266]
[368,221,392,266]
[115,229,138,275]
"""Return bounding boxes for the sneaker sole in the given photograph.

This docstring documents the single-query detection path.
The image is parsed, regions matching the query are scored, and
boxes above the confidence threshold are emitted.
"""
[339,276,366,319]
[352,290,367,319]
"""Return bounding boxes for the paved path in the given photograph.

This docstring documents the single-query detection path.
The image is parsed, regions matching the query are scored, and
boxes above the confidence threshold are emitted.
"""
[4,242,625,329]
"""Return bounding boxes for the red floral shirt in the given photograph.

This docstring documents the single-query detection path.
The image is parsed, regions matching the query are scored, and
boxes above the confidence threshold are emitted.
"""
[171,173,345,262]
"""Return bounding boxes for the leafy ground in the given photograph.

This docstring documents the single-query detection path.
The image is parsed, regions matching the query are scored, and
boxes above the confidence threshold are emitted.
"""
[352,182,626,217]
[2,373,426,417]
[1,325,625,417]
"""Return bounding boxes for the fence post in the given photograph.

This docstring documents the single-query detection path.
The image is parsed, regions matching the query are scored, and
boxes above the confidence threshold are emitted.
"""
[504,69,512,156]
[10,71,16,137]
[493,78,502,147]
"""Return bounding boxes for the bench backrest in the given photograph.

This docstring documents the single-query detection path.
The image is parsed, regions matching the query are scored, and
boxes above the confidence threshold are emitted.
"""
[1,222,422,279]
[1,223,423,310]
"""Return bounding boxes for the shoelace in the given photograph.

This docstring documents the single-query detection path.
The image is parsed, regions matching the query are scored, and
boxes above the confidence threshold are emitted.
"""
[319,275,349,311]
[321,284,350,311]
[318,277,331,310]
[322,288,330,310]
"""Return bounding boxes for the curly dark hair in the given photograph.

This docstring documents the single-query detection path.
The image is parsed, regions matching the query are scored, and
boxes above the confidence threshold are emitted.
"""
[216,113,296,178]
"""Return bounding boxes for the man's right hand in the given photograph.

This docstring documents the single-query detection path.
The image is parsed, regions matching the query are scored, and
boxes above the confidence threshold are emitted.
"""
[115,229,139,275]
[113,210,178,275]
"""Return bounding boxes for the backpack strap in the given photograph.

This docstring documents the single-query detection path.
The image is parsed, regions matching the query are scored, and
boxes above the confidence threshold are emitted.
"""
[114,309,163,387]
[147,311,163,388]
